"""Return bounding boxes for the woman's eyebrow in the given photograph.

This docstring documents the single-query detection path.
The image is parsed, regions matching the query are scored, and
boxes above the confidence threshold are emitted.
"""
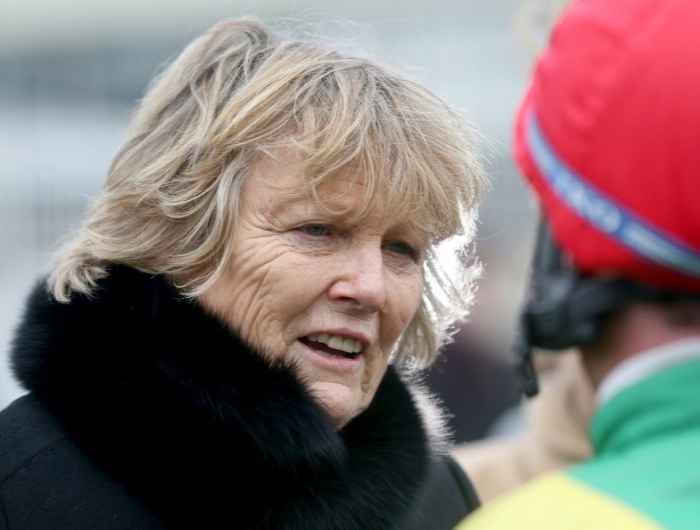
[266,194,311,218]
[268,192,357,220]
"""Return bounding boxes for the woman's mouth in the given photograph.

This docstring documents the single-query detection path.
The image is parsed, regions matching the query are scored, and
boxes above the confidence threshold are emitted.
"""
[299,334,364,360]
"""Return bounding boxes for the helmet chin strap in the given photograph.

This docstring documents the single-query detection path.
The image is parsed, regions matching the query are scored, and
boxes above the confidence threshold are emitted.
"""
[515,217,668,398]
[514,328,539,398]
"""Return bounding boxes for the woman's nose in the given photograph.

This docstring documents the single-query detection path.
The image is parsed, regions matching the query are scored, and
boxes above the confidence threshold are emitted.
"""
[327,244,387,312]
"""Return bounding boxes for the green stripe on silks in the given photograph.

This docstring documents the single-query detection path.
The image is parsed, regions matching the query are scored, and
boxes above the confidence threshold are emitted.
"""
[569,358,700,530]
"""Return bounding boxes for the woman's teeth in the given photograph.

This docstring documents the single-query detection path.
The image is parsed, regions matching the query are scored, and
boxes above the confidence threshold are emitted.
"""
[307,334,363,354]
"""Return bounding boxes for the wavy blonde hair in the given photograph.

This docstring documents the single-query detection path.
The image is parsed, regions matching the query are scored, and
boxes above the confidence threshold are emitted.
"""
[49,18,486,367]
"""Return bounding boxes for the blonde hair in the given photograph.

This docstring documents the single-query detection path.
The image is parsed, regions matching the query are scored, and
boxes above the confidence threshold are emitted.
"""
[49,18,486,367]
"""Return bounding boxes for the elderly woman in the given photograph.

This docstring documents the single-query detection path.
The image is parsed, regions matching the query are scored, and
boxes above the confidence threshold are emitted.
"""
[0,19,484,530]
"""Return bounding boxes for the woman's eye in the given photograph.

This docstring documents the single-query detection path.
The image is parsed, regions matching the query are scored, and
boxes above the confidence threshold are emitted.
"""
[385,241,420,262]
[297,224,333,237]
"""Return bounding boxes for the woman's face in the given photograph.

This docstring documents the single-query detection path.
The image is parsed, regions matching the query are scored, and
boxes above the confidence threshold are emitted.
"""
[199,151,425,429]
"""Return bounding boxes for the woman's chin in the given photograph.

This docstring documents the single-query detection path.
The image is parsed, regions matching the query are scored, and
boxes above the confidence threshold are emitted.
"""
[309,381,364,430]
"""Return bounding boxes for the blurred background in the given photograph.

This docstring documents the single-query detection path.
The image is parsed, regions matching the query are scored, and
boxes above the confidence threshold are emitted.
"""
[1,0,563,441]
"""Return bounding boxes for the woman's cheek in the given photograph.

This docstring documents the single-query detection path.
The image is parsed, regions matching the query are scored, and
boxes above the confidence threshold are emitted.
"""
[387,276,423,343]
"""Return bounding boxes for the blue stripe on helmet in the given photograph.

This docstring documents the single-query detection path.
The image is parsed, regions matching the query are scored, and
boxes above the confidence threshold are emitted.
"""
[526,111,700,279]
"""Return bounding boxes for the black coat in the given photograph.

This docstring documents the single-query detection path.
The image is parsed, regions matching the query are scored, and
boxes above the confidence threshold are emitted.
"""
[0,266,478,530]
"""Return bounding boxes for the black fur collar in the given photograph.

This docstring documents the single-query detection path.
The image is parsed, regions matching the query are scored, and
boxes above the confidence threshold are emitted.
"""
[11,266,435,530]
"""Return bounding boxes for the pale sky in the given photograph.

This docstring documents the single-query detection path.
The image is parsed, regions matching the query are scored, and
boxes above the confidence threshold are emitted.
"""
[2,0,524,53]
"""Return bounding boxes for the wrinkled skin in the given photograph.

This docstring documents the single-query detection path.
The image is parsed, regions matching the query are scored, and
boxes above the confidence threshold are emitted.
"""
[200,152,425,429]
